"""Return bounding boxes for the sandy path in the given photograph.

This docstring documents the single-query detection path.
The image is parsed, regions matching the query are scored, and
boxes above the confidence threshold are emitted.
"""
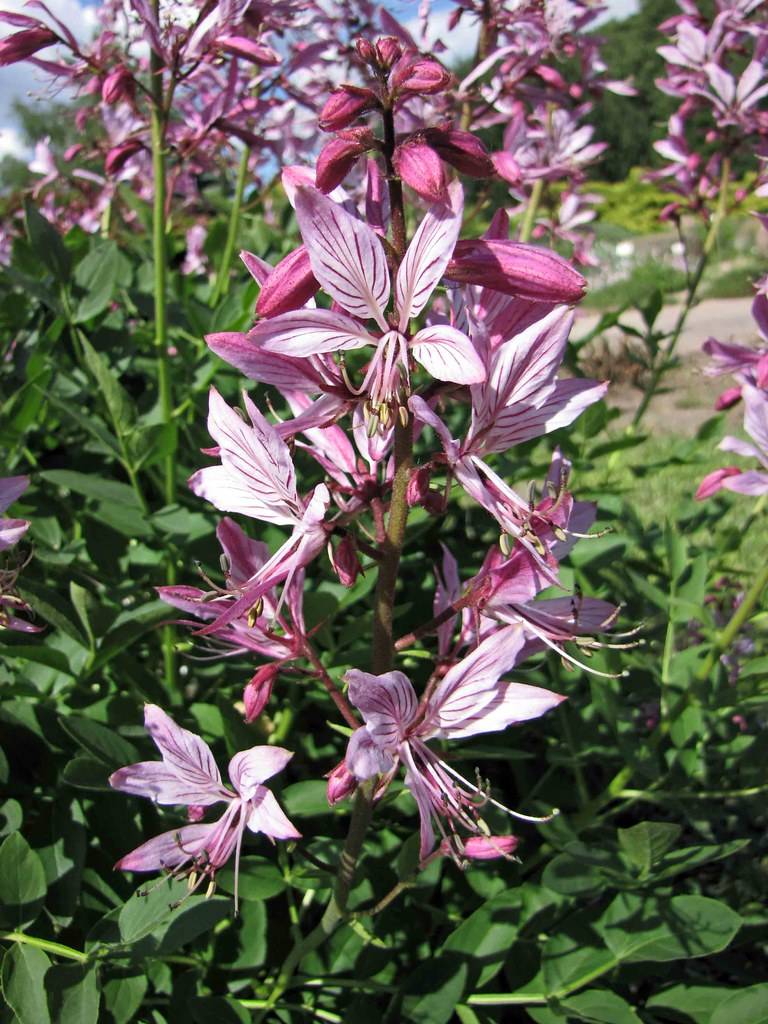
[574,296,758,432]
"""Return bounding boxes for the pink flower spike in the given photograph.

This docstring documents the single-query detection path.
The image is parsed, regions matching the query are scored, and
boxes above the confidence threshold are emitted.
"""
[316,128,376,194]
[440,835,519,861]
[695,467,742,500]
[110,705,299,909]
[243,664,279,722]
[318,86,379,132]
[101,65,134,105]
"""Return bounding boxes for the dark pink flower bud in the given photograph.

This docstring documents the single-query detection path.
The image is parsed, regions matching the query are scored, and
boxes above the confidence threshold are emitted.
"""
[218,36,281,65]
[187,805,205,822]
[390,49,453,97]
[355,37,376,64]
[105,139,143,176]
[695,467,741,500]
[243,663,279,723]
[331,534,362,588]
[318,86,379,132]
[534,64,567,90]
[439,835,519,860]
[423,127,494,178]
[63,143,84,161]
[569,83,583,100]
[102,64,134,105]
[0,26,58,66]
[714,386,742,411]
[326,760,357,805]
[316,127,376,193]
[375,35,402,68]
[446,240,586,303]
[393,139,447,202]
[255,245,319,318]
[406,465,432,507]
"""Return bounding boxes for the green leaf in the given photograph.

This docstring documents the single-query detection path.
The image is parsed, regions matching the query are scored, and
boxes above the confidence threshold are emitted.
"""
[69,581,96,650]
[560,989,642,1023]
[89,601,171,673]
[542,841,627,897]
[40,469,140,509]
[710,985,768,1024]
[74,241,122,321]
[24,198,70,280]
[617,821,682,874]
[653,839,750,882]
[16,578,88,646]
[1,943,52,1024]
[59,716,138,767]
[542,924,617,997]
[0,832,48,928]
[442,891,520,987]
[116,878,229,950]
[189,997,251,1024]
[217,856,286,901]
[62,757,113,791]
[664,520,687,581]
[0,639,73,674]
[598,894,742,963]
[102,974,147,1024]
[282,780,335,817]
[45,964,100,1024]
[399,956,469,1024]
[646,984,732,1024]
[80,335,135,434]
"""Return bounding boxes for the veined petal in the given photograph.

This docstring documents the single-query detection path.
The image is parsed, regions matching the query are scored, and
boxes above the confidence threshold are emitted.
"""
[411,326,486,385]
[206,332,323,392]
[229,746,294,797]
[190,388,302,526]
[109,761,227,806]
[345,727,395,779]
[294,186,390,330]
[396,180,463,329]
[114,823,217,872]
[246,786,301,840]
[142,705,227,799]
[345,669,418,750]
[217,517,269,587]
[481,378,608,453]
[426,625,563,739]
[0,518,30,551]
[251,309,374,358]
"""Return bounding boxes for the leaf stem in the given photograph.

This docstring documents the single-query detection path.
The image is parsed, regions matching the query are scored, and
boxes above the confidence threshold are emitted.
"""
[518,178,544,244]
[696,558,768,682]
[0,932,88,963]
[211,144,250,307]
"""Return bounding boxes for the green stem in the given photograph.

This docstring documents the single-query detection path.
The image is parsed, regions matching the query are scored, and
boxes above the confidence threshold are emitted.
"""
[518,178,544,244]
[149,8,176,689]
[211,144,250,307]
[371,417,413,673]
[633,156,731,428]
[255,782,375,1020]
[0,932,88,963]
[696,559,768,682]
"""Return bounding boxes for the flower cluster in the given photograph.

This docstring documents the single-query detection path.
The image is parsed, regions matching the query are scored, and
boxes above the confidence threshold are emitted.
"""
[0,475,38,633]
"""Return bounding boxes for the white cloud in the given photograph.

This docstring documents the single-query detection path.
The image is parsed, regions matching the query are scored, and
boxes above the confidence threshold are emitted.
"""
[0,124,27,159]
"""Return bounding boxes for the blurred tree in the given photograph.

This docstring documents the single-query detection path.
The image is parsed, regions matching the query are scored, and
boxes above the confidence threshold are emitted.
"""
[587,0,678,181]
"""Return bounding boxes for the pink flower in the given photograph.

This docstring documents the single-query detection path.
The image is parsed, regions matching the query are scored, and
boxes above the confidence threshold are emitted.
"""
[445,240,586,303]
[318,86,379,132]
[250,182,485,418]
[188,389,330,635]
[110,706,299,908]
[343,626,564,862]
[696,384,768,499]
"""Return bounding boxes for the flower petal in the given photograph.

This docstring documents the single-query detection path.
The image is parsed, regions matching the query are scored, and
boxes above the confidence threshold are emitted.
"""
[410,326,486,385]
[396,180,463,329]
[427,626,564,739]
[142,705,226,801]
[0,475,29,515]
[345,727,395,779]
[251,309,374,358]
[345,669,418,750]
[294,186,390,330]
[229,746,294,798]
[114,823,216,871]
[246,787,301,840]
[109,761,225,807]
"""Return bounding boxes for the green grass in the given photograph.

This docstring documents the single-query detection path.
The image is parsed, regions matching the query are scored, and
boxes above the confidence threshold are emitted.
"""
[583,260,687,311]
